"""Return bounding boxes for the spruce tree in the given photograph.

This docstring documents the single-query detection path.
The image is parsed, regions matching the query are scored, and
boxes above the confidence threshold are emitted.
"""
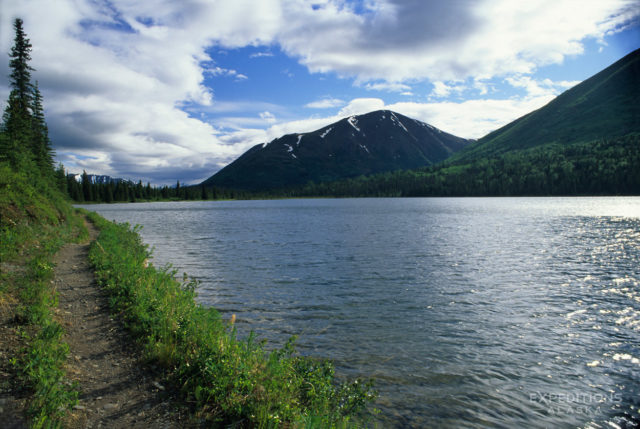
[9,19,33,109]
[82,170,93,201]
[1,18,35,168]
[31,81,55,174]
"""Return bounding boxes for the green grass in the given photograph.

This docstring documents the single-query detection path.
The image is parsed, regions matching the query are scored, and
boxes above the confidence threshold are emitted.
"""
[1,161,87,428]
[85,210,377,427]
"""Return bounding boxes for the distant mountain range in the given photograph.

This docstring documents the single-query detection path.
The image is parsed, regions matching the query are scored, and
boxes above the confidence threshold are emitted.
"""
[202,110,471,191]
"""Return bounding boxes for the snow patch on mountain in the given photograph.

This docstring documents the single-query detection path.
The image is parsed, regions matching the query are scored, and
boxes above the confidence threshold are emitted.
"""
[348,116,361,133]
[390,112,409,133]
[320,127,333,138]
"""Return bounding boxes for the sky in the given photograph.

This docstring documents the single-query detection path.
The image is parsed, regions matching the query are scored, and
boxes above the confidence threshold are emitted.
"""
[1,0,639,185]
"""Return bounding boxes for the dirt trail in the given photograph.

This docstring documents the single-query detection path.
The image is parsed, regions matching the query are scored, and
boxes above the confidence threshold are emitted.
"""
[53,221,186,428]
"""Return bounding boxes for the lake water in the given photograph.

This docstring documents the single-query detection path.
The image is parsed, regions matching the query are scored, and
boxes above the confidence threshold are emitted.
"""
[77,197,640,428]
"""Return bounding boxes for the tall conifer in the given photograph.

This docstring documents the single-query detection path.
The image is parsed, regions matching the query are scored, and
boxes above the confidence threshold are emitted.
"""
[1,18,35,167]
[31,81,55,173]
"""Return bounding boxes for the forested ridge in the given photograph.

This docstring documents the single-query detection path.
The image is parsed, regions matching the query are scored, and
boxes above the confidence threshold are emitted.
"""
[271,134,640,198]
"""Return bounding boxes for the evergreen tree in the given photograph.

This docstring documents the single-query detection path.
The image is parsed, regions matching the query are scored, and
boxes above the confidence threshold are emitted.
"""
[31,81,54,174]
[81,170,93,201]
[1,18,34,167]
[54,163,67,192]
[9,19,33,110]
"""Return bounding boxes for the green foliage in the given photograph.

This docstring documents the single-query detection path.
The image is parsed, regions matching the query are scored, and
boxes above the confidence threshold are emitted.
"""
[16,254,80,428]
[0,162,81,262]
[85,211,377,426]
[277,134,640,198]
[23,321,78,429]
[0,168,86,427]
[0,164,85,427]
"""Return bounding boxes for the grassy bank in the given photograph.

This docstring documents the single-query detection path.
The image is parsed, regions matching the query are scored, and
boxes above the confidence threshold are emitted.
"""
[1,163,87,427]
[84,210,377,427]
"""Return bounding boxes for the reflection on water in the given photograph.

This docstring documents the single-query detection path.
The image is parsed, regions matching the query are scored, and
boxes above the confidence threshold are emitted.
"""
[78,197,640,428]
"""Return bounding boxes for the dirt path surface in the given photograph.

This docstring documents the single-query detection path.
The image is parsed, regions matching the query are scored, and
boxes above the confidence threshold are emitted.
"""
[54,221,187,428]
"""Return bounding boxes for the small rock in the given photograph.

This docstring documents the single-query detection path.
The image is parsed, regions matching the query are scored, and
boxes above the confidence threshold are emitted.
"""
[152,381,165,390]
[103,403,117,410]
[73,404,86,410]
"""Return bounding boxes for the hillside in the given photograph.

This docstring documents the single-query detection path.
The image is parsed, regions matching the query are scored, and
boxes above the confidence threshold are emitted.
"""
[452,48,640,162]
[203,110,470,191]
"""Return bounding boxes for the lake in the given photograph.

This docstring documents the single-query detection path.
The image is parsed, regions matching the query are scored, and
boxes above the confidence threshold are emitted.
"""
[77,197,640,428]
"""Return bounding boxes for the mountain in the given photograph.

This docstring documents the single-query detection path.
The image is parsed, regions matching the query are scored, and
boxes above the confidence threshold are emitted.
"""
[203,110,471,191]
[451,47,640,163]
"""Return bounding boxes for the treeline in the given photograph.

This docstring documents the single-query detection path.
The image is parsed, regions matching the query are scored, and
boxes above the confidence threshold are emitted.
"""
[64,133,640,204]
[66,173,250,203]
[271,134,640,198]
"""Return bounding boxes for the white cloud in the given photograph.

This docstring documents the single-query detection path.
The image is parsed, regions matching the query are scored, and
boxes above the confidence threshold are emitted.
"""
[259,111,277,123]
[338,98,386,116]
[305,97,345,109]
[387,96,556,139]
[277,0,636,82]
[250,51,274,58]
[431,81,469,98]
[363,82,412,93]
[206,66,248,81]
[505,76,581,97]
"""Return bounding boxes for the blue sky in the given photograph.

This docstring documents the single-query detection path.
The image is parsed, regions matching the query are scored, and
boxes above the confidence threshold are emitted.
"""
[1,0,639,185]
